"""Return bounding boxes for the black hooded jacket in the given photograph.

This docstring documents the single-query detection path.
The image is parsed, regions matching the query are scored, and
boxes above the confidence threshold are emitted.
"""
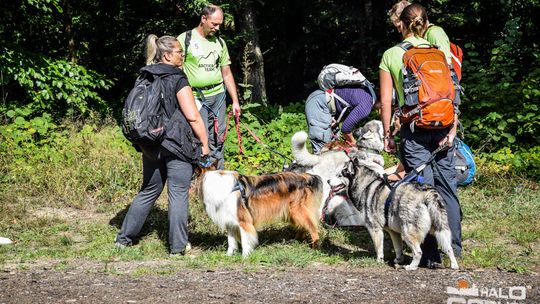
[138,63,201,163]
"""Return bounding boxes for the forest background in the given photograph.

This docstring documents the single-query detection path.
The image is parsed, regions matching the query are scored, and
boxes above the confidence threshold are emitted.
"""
[1,0,539,163]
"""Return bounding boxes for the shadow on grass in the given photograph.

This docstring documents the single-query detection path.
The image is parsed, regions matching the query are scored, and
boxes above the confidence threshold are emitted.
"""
[110,205,398,263]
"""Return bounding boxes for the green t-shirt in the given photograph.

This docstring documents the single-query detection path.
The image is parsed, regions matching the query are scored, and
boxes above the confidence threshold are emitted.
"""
[425,25,452,64]
[178,29,231,97]
[379,36,430,106]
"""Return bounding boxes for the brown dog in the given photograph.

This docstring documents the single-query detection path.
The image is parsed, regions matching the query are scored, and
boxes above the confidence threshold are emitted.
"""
[197,170,323,257]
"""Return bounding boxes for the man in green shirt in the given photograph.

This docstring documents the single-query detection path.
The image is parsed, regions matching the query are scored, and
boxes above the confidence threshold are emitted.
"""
[178,4,240,169]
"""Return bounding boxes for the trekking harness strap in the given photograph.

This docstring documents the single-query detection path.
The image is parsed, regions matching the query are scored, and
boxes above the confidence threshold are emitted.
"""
[231,179,248,209]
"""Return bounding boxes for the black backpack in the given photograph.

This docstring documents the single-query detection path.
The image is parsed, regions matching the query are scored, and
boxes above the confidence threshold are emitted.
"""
[122,72,169,146]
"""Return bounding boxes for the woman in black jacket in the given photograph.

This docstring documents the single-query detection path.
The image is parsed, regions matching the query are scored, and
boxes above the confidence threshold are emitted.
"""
[115,35,208,255]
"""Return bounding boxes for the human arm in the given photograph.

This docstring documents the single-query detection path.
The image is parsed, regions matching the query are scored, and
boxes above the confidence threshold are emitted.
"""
[176,86,209,156]
[342,132,356,146]
[379,69,396,153]
[221,65,241,116]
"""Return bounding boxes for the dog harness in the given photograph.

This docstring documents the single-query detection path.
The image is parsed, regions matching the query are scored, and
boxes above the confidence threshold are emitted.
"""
[231,179,249,209]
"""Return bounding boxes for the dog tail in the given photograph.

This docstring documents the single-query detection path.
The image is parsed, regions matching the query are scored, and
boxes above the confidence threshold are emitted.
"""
[291,131,320,166]
[426,191,453,255]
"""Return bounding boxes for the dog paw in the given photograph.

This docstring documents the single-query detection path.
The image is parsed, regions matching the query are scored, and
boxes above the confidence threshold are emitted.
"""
[404,265,418,271]
[394,256,405,265]
[450,263,459,270]
[393,263,404,270]
[226,249,236,256]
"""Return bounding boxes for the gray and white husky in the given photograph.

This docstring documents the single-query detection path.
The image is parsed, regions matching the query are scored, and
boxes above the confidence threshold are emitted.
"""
[291,120,386,215]
[330,159,459,270]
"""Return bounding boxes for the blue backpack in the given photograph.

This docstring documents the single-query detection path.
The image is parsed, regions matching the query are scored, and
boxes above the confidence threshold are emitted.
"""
[454,138,476,186]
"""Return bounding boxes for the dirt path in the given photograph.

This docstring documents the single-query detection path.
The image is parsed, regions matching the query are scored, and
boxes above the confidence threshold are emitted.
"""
[0,261,538,303]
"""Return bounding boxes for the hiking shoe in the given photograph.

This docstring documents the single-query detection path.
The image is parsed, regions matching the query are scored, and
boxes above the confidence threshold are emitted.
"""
[114,241,131,251]
[170,242,191,257]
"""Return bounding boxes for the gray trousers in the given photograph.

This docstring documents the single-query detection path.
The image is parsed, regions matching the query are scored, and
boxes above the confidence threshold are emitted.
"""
[305,90,333,154]
[197,91,227,169]
[400,125,462,263]
[116,147,193,254]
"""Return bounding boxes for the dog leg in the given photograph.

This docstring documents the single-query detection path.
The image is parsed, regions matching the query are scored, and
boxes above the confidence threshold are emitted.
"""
[367,228,385,262]
[226,226,240,256]
[435,230,459,269]
[401,233,422,271]
[239,222,258,257]
[290,206,320,249]
[388,230,405,265]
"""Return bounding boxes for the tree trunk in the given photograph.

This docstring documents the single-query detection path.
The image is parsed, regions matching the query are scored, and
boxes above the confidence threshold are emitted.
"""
[64,0,77,63]
[237,0,267,103]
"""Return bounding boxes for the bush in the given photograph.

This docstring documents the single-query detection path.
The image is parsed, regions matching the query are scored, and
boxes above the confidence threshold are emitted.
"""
[223,102,307,175]
[1,46,113,119]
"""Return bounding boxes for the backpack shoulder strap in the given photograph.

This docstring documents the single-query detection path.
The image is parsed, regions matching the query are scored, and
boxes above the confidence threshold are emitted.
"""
[216,36,224,48]
[184,30,192,56]
[424,24,435,37]
[398,41,414,51]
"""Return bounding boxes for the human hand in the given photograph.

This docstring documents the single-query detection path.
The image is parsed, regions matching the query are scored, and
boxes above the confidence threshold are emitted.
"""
[384,136,396,154]
[201,143,210,156]
[342,132,356,146]
[438,133,455,147]
[232,102,241,117]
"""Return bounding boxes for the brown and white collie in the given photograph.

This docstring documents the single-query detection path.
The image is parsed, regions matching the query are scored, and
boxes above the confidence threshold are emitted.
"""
[197,170,323,257]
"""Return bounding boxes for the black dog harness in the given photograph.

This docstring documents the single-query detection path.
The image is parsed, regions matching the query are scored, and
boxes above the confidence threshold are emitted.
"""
[231,179,249,209]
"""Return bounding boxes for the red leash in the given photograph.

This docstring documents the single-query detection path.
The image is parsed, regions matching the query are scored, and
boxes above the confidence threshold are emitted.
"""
[216,110,243,154]
[233,111,244,154]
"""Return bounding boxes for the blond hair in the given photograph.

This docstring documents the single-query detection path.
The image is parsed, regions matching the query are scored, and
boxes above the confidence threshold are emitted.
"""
[145,34,180,65]
[399,3,428,37]
[389,0,411,25]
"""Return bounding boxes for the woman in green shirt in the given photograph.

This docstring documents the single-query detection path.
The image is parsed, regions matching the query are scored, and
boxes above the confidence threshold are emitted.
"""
[379,3,462,269]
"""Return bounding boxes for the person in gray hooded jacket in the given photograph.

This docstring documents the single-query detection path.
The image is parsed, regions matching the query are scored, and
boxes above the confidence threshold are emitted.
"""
[115,34,208,255]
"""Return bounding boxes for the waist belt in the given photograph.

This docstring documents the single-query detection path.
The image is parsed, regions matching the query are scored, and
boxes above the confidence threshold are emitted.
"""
[194,82,222,91]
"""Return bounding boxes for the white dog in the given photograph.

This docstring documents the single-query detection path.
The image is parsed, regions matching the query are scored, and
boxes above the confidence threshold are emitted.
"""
[291,120,386,214]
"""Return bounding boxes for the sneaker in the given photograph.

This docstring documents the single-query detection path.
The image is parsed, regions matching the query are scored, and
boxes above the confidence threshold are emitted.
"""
[170,242,191,256]
[115,241,131,250]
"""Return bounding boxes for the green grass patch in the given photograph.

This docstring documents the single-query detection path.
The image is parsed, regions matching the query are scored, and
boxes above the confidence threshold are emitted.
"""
[0,118,539,274]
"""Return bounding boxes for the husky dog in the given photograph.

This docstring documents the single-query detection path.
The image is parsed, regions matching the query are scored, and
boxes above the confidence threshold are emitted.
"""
[197,170,323,257]
[291,120,386,214]
[322,178,362,226]
[331,159,459,270]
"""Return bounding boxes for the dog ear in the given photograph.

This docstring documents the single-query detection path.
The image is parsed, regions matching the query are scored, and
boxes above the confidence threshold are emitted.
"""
[361,129,376,140]
[353,128,363,139]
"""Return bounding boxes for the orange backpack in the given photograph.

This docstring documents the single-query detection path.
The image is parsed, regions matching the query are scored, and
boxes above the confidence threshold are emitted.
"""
[450,42,463,81]
[397,42,456,129]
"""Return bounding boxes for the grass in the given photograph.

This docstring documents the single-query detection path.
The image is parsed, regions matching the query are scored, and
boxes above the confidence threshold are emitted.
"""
[0,124,538,275]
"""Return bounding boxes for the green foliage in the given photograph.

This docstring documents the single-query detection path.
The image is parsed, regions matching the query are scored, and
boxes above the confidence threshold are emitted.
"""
[223,102,307,175]
[478,146,540,181]
[460,17,537,150]
[1,47,113,118]
[0,117,140,233]
[26,0,62,13]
